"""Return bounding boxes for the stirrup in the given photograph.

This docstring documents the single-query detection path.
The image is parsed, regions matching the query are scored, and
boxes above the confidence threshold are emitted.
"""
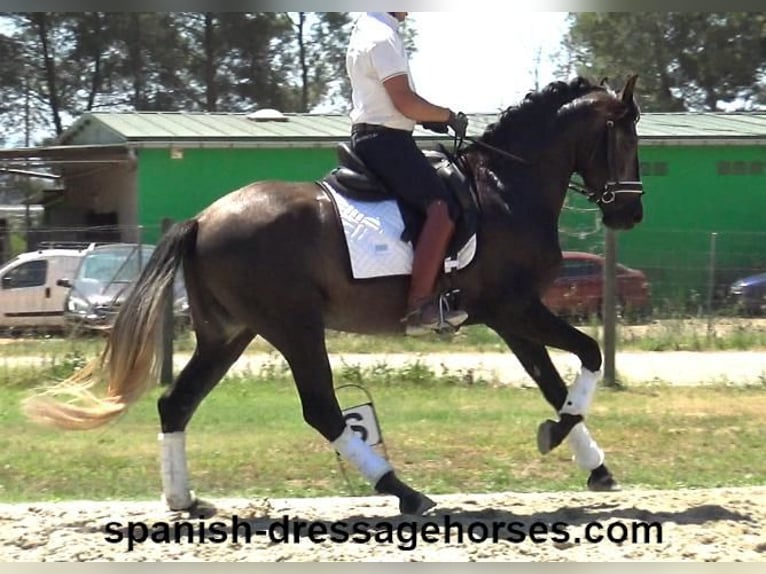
[403,290,467,336]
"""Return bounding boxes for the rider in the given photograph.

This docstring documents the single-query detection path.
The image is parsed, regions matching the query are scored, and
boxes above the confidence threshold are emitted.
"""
[346,11,469,336]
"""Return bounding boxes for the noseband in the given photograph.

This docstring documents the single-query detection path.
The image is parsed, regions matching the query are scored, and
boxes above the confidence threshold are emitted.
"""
[570,119,644,205]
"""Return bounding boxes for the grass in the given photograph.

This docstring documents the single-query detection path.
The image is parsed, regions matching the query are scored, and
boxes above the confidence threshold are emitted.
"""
[0,362,764,503]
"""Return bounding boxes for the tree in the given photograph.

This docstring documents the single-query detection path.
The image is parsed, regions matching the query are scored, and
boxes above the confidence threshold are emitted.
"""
[0,11,356,144]
[560,13,766,111]
[105,13,191,111]
[280,12,353,112]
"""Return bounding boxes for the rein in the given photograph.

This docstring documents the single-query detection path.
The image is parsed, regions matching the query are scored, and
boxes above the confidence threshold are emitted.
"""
[463,136,529,165]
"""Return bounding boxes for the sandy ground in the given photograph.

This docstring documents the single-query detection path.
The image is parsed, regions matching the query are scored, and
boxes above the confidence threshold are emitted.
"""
[0,487,764,561]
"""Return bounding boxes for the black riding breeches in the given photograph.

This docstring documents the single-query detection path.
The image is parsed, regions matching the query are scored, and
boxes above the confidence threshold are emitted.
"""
[350,125,458,219]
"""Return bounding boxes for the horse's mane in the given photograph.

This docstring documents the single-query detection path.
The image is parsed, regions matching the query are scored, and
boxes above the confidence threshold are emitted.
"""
[472,76,606,157]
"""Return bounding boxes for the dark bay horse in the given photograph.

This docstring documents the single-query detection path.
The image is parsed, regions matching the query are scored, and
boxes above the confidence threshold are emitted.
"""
[25,76,644,515]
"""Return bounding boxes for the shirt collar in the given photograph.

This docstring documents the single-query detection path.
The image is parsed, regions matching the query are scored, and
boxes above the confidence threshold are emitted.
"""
[367,12,400,31]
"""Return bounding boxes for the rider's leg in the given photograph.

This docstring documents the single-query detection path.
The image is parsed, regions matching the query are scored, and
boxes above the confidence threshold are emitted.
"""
[403,200,467,335]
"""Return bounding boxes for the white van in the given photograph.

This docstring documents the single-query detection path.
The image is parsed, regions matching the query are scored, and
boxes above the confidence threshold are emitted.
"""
[0,248,87,330]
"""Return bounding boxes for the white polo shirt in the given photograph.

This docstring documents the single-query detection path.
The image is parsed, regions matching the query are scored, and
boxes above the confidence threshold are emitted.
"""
[346,12,416,132]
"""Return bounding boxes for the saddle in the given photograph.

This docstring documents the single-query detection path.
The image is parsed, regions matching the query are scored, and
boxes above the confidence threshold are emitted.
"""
[320,143,479,258]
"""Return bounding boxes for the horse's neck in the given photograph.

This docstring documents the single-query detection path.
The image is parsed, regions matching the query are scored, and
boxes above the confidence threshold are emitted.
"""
[465,149,573,221]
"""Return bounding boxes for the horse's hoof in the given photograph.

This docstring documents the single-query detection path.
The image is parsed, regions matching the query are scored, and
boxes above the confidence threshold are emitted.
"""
[399,492,436,515]
[587,465,621,492]
[187,498,217,518]
[162,490,197,512]
[537,419,557,454]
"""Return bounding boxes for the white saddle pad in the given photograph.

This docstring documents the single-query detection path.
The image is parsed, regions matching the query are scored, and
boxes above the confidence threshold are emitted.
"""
[323,183,477,280]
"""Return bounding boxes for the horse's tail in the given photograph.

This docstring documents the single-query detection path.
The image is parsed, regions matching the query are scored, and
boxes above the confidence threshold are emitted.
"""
[24,219,199,430]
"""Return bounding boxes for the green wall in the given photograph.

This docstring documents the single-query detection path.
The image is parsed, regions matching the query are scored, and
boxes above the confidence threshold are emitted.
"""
[136,147,337,242]
[136,142,765,310]
[560,144,766,308]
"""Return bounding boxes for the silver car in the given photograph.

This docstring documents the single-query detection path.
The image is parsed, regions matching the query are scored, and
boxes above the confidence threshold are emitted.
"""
[60,243,189,331]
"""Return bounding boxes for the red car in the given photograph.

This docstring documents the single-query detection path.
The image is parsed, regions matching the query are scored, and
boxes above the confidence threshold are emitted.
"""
[542,251,651,319]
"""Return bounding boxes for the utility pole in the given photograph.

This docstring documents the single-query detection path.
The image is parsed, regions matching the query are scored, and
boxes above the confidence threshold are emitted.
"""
[602,228,618,386]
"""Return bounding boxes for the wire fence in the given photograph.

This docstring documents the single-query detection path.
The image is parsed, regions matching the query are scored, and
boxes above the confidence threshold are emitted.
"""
[560,227,766,317]
[0,221,764,340]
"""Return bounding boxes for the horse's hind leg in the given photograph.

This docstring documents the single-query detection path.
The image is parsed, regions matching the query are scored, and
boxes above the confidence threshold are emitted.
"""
[157,329,254,510]
[260,313,436,515]
[490,312,618,492]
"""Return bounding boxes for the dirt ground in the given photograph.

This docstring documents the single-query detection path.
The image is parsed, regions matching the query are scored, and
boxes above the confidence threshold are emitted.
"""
[1,486,764,561]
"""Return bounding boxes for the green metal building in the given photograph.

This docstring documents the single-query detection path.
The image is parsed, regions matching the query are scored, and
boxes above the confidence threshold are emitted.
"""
[6,109,765,307]
[561,113,766,307]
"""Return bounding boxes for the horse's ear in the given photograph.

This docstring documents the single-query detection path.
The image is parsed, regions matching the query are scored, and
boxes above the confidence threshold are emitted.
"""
[621,74,639,103]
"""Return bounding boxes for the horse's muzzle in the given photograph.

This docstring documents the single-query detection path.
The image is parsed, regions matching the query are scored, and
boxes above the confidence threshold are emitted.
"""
[602,201,643,230]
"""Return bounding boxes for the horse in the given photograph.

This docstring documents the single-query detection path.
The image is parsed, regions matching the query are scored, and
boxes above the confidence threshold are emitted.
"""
[24,75,644,516]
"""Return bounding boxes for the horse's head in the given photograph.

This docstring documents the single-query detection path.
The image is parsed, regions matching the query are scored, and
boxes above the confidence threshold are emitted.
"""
[571,75,644,230]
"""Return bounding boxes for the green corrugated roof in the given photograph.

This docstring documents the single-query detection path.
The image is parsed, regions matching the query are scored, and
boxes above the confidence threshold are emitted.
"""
[58,110,766,148]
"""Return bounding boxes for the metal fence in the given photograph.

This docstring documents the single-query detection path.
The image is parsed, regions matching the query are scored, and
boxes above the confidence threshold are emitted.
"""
[1,222,764,338]
[561,228,765,317]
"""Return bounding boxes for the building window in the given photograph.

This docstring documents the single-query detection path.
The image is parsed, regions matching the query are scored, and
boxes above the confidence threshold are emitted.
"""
[717,160,765,175]
[640,161,668,176]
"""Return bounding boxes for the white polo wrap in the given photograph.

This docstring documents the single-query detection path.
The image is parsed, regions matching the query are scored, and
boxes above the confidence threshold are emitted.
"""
[559,367,601,416]
[332,426,393,484]
[567,422,605,470]
[158,432,195,510]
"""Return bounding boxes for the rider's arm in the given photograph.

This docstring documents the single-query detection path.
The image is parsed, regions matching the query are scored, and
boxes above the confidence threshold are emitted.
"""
[382,74,452,124]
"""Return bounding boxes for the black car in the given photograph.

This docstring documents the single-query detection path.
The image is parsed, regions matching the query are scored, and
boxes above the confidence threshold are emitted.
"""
[728,272,766,316]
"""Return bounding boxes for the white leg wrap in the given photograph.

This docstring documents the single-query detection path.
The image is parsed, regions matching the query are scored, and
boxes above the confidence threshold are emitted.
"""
[567,422,605,470]
[159,432,195,510]
[559,367,601,416]
[332,426,393,485]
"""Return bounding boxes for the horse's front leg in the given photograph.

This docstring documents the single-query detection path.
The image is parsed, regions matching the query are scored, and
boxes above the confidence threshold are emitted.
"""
[488,301,619,491]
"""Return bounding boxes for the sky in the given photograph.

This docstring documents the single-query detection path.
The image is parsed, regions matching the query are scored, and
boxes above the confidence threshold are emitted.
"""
[406,12,572,114]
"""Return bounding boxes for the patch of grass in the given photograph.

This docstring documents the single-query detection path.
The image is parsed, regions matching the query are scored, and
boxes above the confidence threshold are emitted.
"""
[0,365,764,503]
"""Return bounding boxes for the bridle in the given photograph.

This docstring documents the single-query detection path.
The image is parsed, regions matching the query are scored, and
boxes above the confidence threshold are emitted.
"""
[453,99,644,207]
[569,118,644,205]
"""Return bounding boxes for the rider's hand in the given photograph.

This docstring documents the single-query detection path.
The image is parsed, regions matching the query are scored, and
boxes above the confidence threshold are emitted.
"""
[447,111,468,139]
[420,122,449,134]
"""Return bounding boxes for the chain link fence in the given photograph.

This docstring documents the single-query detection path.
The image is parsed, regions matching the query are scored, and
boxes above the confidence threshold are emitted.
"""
[0,220,764,339]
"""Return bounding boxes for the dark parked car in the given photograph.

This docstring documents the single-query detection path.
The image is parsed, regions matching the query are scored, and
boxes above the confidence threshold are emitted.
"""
[728,272,766,316]
[59,243,189,331]
[542,251,651,319]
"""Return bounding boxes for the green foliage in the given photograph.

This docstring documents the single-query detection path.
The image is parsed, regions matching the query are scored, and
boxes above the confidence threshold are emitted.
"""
[0,12,354,143]
[561,12,766,111]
